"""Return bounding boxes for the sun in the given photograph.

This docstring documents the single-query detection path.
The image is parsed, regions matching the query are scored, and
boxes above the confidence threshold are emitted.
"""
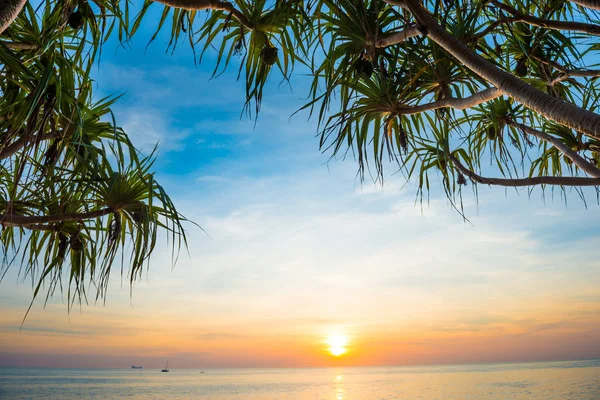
[326,334,348,357]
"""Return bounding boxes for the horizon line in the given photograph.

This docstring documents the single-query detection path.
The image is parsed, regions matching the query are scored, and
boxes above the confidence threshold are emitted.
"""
[2,357,598,370]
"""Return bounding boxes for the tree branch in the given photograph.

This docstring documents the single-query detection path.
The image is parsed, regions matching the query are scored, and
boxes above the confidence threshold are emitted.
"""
[507,120,600,177]
[490,0,600,35]
[151,0,253,30]
[386,0,600,140]
[570,0,600,11]
[0,0,26,34]
[551,69,600,85]
[0,132,58,160]
[376,25,422,47]
[396,87,502,114]
[1,41,36,50]
[0,207,114,228]
[449,154,600,187]
[470,17,517,42]
[529,55,600,85]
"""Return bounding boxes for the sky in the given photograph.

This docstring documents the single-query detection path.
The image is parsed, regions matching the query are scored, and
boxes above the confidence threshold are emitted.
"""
[0,6,599,369]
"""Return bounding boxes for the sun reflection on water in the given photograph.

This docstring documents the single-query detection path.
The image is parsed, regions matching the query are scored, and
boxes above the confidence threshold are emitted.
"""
[335,374,344,400]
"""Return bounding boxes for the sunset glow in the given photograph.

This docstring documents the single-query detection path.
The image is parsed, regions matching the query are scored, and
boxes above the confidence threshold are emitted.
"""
[327,334,348,357]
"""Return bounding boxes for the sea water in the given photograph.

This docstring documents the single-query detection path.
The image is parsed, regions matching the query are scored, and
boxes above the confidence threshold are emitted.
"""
[0,359,599,399]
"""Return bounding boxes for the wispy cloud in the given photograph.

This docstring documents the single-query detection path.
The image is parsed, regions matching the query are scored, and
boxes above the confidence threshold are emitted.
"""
[119,107,189,154]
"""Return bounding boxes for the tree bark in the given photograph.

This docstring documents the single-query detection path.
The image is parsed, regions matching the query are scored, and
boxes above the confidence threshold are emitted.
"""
[1,41,36,50]
[550,69,600,85]
[152,0,253,30]
[530,55,600,84]
[388,0,600,140]
[0,132,57,160]
[376,25,421,47]
[0,207,114,228]
[570,0,600,10]
[449,155,600,186]
[397,87,502,114]
[0,0,26,34]
[507,120,600,177]
[491,0,600,35]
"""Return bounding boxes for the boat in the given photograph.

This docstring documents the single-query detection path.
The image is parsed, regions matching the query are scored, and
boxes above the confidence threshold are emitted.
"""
[131,365,143,369]
[161,361,169,372]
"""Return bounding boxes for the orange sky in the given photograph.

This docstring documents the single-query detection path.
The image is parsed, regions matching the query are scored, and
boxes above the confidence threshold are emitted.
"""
[1,251,598,368]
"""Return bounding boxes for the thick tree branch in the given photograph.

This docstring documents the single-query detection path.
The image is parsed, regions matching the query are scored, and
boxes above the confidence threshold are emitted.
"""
[0,132,57,160]
[396,87,502,114]
[449,155,600,187]
[570,0,600,11]
[0,0,26,34]
[490,0,600,35]
[151,0,253,30]
[507,120,600,177]
[387,0,600,140]
[376,25,422,47]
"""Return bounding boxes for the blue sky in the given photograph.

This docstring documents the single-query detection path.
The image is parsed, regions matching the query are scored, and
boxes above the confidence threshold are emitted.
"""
[0,5,599,368]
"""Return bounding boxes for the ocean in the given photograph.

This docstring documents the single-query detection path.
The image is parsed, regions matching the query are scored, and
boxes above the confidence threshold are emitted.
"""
[0,359,599,399]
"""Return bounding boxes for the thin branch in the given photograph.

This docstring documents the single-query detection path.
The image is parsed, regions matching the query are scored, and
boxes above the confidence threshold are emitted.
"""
[471,4,600,40]
[529,55,600,84]
[1,41,36,50]
[0,207,114,228]
[151,0,253,30]
[376,25,422,47]
[470,17,518,41]
[449,155,600,187]
[551,69,600,85]
[570,0,600,11]
[507,120,600,177]
[491,0,600,35]
[396,87,502,114]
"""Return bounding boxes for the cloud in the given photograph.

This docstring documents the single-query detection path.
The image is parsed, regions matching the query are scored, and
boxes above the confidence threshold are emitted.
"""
[96,63,248,110]
[2,326,85,336]
[195,175,232,184]
[195,137,253,150]
[196,333,246,340]
[118,107,188,154]
[148,163,600,333]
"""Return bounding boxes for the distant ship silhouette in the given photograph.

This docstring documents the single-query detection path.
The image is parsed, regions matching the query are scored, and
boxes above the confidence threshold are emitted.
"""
[161,361,169,372]
[131,365,143,369]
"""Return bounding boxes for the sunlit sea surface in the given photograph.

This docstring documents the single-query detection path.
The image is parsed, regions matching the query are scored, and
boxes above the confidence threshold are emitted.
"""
[1,359,599,399]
